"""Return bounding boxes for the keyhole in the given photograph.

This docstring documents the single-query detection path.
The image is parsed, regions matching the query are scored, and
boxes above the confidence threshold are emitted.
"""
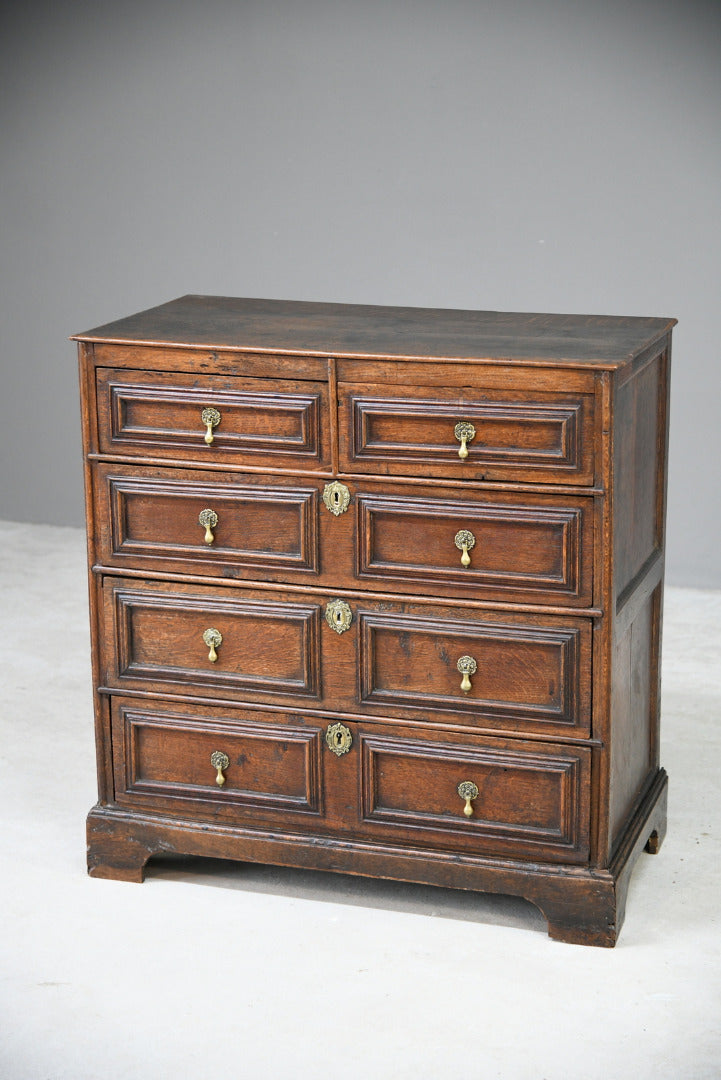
[336,731,343,746]
[333,491,340,506]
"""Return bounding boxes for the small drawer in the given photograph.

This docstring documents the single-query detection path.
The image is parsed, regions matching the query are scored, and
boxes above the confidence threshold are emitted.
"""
[111,698,325,824]
[93,462,320,582]
[339,382,595,485]
[101,578,322,704]
[355,487,593,607]
[359,728,590,863]
[357,604,592,738]
[96,367,330,469]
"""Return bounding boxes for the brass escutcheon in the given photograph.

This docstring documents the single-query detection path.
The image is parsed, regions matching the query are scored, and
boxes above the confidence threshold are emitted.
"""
[203,627,223,663]
[457,780,479,817]
[456,654,478,693]
[201,407,221,445]
[454,529,476,568]
[198,508,218,545]
[326,722,352,756]
[210,750,230,787]
[325,599,352,634]
[454,421,476,460]
[323,481,351,516]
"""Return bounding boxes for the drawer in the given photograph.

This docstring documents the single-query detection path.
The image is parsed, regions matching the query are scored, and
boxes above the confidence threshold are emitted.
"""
[339,382,595,484]
[101,580,592,737]
[101,578,322,705]
[96,367,331,469]
[110,698,325,825]
[355,603,592,738]
[357,727,591,863]
[93,462,320,582]
[92,466,593,606]
[354,486,594,607]
[109,700,590,864]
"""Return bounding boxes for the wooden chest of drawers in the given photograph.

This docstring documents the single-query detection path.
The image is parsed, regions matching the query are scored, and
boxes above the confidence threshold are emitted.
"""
[74,296,674,946]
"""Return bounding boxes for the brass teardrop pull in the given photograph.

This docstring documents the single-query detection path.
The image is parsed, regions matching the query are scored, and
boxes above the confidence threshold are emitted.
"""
[454,529,476,568]
[456,654,478,693]
[457,780,479,817]
[210,750,230,787]
[201,407,221,445]
[198,508,218,545]
[454,421,476,460]
[203,627,223,663]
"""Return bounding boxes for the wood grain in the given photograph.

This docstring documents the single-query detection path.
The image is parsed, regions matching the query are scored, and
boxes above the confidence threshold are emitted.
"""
[77,295,673,945]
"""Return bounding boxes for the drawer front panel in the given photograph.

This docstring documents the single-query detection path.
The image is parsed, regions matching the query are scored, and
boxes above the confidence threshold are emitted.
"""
[103,579,321,702]
[111,699,324,822]
[96,367,330,468]
[358,608,591,736]
[356,490,592,606]
[339,382,595,484]
[95,462,319,579]
[360,731,590,862]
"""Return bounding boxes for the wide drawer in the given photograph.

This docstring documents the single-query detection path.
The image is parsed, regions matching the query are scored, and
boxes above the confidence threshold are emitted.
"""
[357,727,591,863]
[339,381,595,484]
[100,580,591,738]
[95,367,331,469]
[101,577,322,705]
[92,465,594,608]
[109,700,590,864]
[110,698,326,825]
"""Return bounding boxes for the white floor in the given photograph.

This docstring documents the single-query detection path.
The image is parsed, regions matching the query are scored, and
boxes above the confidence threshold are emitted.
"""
[0,519,719,1080]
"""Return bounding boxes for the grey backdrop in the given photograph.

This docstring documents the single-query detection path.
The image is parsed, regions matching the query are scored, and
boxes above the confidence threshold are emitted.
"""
[1,0,719,586]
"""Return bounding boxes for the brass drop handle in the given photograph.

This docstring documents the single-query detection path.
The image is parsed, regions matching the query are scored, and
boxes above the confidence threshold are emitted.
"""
[211,750,230,787]
[201,406,221,445]
[454,421,476,460]
[454,529,476,568]
[457,654,477,693]
[198,508,218,545]
[457,780,479,817]
[203,627,223,663]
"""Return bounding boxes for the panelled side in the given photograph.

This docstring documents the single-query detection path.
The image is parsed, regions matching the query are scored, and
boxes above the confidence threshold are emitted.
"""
[608,342,670,854]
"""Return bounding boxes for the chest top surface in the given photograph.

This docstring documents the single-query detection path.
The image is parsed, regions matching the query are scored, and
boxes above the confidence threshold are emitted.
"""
[72,294,675,368]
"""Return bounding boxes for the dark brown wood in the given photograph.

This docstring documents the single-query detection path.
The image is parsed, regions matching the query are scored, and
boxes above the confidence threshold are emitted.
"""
[93,462,321,582]
[111,698,324,824]
[85,767,668,946]
[95,366,331,470]
[91,462,594,607]
[101,577,322,705]
[72,294,675,368]
[355,603,592,738]
[98,579,592,740]
[339,381,595,485]
[358,726,591,864]
[76,296,673,945]
[354,488,593,606]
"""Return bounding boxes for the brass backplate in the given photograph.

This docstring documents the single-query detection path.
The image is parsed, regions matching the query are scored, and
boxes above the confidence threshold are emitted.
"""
[325,599,352,634]
[323,481,351,516]
[326,722,352,756]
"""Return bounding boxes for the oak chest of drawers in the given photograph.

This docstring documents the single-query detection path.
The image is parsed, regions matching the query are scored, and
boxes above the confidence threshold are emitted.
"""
[74,296,674,946]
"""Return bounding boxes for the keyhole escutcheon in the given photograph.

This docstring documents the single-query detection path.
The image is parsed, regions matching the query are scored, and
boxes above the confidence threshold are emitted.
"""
[325,599,352,634]
[326,722,352,756]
